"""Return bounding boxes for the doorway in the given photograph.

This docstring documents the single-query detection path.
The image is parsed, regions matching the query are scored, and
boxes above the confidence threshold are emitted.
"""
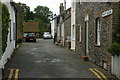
[85,21,89,56]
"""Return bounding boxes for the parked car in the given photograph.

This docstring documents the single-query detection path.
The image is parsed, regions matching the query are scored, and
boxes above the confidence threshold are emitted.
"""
[43,32,52,39]
[23,33,27,38]
[25,33,36,42]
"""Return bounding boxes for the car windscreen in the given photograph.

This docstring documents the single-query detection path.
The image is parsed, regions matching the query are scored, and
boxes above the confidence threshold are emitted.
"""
[28,33,35,37]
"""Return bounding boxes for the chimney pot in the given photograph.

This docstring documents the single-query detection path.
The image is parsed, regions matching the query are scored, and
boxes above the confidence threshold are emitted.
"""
[60,3,63,6]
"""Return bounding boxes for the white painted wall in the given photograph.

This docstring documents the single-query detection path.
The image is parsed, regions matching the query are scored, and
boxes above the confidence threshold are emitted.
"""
[111,56,120,79]
[51,21,54,38]
[61,23,65,46]
[71,0,77,50]
[51,16,57,38]
[0,0,16,68]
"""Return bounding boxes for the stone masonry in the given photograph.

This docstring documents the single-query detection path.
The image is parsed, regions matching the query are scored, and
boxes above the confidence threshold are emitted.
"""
[75,2,120,72]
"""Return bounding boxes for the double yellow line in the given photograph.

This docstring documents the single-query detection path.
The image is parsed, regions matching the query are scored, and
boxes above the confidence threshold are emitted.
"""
[8,69,19,80]
[89,68,108,80]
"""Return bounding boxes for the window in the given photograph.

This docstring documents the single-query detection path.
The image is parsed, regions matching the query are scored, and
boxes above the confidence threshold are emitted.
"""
[78,24,81,42]
[13,23,16,40]
[96,18,101,46]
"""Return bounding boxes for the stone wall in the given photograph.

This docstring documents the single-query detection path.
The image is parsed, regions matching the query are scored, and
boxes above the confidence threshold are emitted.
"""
[64,16,71,49]
[75,2,119,72]
[112,2,120,43]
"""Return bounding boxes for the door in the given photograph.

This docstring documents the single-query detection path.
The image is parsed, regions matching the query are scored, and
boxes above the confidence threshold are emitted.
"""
[85,21,89,56]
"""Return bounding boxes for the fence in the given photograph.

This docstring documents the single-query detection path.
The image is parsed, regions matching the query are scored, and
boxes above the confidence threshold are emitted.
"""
[111,55,120,78]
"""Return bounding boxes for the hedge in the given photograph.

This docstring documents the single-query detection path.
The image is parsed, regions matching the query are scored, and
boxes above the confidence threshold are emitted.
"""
[2,3,10,53]
[0,2,2,58]
[108,43,120,56]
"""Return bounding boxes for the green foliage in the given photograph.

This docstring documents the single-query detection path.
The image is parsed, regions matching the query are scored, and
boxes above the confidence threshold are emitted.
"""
[113,28,120,43]
[0,2,2,58]
[109,5,120,56]
[19,16,24,35]
[19,11,24,37]
[2,3,10,53]
[18,2,33,21]
[34,6,53,23]
[17,39,23,43]
[17,2,53,33]
[108,43,120,56]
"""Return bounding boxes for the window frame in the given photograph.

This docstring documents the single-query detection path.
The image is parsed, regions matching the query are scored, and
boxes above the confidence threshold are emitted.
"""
[78,24,82,42]
[95,17,101,46]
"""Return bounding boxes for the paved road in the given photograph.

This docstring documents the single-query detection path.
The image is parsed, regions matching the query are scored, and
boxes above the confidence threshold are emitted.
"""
[3,39,116,79]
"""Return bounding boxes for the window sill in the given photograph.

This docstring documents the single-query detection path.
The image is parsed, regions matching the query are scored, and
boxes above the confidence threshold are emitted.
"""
[95,45,101,47]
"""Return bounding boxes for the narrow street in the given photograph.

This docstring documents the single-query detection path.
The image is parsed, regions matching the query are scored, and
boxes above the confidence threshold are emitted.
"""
[3,39,115,79]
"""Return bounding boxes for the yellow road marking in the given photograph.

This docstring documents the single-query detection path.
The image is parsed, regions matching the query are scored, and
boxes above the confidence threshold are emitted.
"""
[89,69,103,80]
[8,69,19,80]
[8,69,14,80]
[93,68,108,80]
[14,69,19,80]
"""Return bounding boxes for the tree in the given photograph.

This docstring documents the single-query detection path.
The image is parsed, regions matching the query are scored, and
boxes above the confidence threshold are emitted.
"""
[34,6,53,23]
[18,2,34,21]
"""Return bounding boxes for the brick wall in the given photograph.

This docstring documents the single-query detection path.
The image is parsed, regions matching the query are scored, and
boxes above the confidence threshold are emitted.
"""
[16,4,24,41]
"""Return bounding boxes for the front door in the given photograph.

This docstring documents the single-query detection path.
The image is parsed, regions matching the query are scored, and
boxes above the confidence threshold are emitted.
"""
[85,21,89,56]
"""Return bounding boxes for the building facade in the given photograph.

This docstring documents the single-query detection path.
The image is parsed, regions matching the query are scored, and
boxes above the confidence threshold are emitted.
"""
[51,14,57,39]
[0,0,17,69]
[75,2,120,73]
[56,3,71,48]
[15,3,24,42]
[56,3,65,46]
[64,8,71,49]
[71,0,76,51]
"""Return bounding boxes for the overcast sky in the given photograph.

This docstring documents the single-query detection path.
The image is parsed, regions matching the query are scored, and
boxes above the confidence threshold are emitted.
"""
[14,0,71,15]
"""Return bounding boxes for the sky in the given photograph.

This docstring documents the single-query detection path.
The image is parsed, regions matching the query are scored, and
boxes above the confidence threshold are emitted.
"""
[14,0,71,15]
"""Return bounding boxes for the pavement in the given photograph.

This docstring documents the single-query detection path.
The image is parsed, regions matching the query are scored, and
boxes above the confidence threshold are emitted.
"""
[2,39,117,80]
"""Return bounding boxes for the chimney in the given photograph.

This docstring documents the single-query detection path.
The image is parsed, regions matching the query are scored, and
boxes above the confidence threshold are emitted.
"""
[64,0,66,11]
[59,3,64,14]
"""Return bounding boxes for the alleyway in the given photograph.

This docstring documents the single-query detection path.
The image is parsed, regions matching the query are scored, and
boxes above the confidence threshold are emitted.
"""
[3,39,115,79]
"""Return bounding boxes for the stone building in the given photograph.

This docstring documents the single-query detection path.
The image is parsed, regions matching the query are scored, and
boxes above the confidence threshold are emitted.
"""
[56,3,65,46]
[56,3,71,48]
[75,2,120,72]
[64,8,71,49]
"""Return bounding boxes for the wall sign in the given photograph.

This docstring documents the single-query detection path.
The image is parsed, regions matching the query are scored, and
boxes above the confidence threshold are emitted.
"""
[102,9,113,17]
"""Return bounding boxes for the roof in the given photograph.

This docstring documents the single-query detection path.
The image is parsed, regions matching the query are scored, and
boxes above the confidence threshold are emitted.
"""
[24,22,40,32]
[51,7,71,21]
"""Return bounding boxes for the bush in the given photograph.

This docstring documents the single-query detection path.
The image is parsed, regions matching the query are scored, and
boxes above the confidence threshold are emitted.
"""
[2,3,10,53]
[17,39,23,43]
[108,43,120,56]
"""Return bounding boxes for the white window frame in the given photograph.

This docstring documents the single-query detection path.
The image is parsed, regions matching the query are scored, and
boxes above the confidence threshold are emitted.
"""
[79,25,81,42]
[96,18,101,46]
